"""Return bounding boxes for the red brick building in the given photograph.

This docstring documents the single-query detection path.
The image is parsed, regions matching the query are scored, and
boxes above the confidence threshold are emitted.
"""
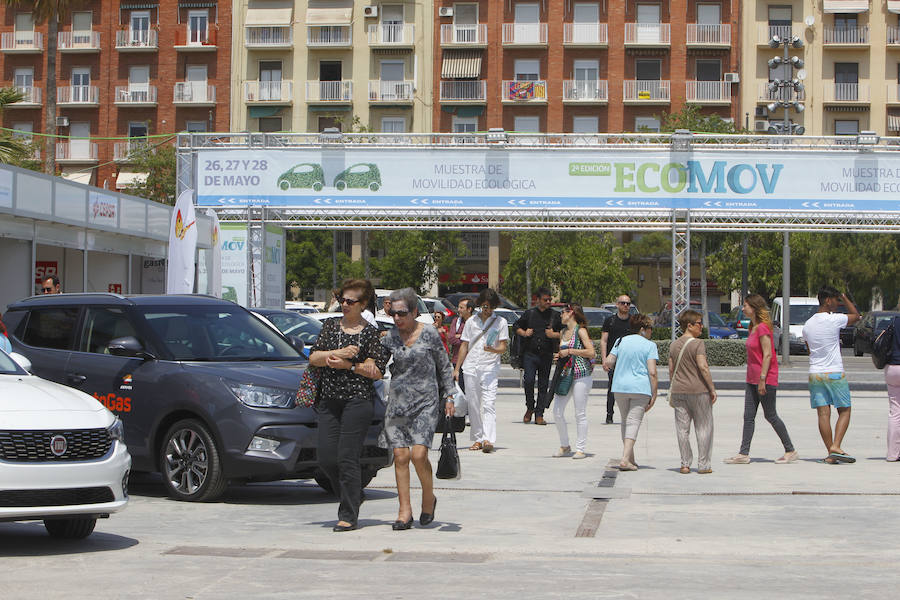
[433,0,740,134]
[0,0,231,188]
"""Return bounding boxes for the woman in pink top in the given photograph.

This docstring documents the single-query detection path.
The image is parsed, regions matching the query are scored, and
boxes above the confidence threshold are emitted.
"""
[724,294,798,464]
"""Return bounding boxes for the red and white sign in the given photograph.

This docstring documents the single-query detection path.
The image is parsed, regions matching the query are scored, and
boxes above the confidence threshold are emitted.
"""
[108,284,123,294]
[35,261,58,285]
[89,192,119,227]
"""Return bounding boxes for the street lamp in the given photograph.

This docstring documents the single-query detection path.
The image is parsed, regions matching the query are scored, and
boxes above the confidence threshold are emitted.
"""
[767,35,805,136]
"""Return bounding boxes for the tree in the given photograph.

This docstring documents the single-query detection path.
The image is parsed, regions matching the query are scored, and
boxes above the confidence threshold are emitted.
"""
[124,141,177,204]
[0,87,38,165]
[367,230,465,292]
[501,231,632,306]
[624,232,671,310]
[285,230,362,295]
[657,104,746,134]
[706,232,808,301]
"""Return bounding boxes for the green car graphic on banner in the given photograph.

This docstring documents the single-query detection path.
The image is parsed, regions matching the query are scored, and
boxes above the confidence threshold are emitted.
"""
[277,163,326,191]
[334,163,381,191]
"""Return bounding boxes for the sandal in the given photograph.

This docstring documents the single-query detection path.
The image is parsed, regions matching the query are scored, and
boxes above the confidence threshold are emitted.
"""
[679,466,691,474]
[469,442,483,451]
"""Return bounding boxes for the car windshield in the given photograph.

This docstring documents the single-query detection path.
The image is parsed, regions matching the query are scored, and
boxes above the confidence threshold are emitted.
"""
[262,312,305,332]
[141,307,301,361]
[282,317,323,345]
[0,349,26,375]
[875,315,898,330]
[788,305,819,325]
[707,312,727,327]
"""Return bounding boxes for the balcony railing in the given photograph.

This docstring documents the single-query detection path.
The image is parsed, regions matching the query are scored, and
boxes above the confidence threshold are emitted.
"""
[57,85,99,105]
[890,26,900,45]
[56,142,98,162]
[624,23,670,45]
[368,80,414,102]
[367,24,414,46]
[440,24,488,45]
[114,85,158,105]
[174,27,217,49]
[173,82,216,104]
[824,82,869,103]
[1,32,43,52]
[307,25,351,47]
[502,80,548,101]
[245,26,293,47]
[244,80,293,103]
[563,23,608,45]
[306,80,353,102]
[685,81,732,103]
[623,80,671,102]
[113,141,149,161]
[115,29,158,50]
[502,23,548,45]
[10,86,41,106]
[58,31,101,51]
[686,24,730,45]
[824,26,869,45]
[439,80,486,102]
[758,24,797,46]
[562,80,608,102]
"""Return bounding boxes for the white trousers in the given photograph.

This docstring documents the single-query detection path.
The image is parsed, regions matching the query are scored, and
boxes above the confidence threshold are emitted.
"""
[553,375,591,452]
[465,366,498,444]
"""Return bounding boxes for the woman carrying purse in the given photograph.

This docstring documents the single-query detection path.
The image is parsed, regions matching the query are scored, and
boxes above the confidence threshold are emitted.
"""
[551,304,595,459]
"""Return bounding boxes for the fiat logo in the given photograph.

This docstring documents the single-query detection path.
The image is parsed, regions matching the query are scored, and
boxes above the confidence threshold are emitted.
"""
[50,435,67,457]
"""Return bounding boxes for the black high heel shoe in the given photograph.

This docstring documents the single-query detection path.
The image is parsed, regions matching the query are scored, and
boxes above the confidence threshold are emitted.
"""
[419,497,437,526]
[391,516,414,531]
[332,522,357,532]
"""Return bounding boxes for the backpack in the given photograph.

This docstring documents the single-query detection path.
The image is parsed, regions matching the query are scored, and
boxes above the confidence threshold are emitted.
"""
[872,320,895,370]
[509,331,524,369]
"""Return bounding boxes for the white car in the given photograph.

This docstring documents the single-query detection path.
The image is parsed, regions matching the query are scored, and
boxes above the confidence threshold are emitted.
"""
[0,350,130,538]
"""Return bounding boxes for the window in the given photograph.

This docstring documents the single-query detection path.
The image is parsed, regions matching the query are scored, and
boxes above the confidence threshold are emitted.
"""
[258,117,282,132]
[130,10,150,44]
[452,116,478,133]
[14,67,33,93]
[835,120,859,135]
[635,116,661,132]
[22,307,80,350]
[513,115,540,132]
[514,2,540,43]
[381,117,406,133]
[72,67,91,102]
[318,116,341,132]
[12,122,32,138]
[572,116,598,133]
[381,4,403,42]
[127,66,150,101]
[834,14,857,30]
[188,10,209,44]
[514,59,540,81]
[15,13,33,45]
[697,4,720,24]
[571,3,599,43]
[72,11,92,45]
[186,65,208,102]
[573,59,599,99]
[768,5,791,39]
[696,59,721,81]
[79,308,139,354]
[128,121,148,152]
[636,59,661,80]
[380,60,404,81]
[260,60,283,101]
[453,3,478,43]
[835,62,859,101]
[185,120,207,132]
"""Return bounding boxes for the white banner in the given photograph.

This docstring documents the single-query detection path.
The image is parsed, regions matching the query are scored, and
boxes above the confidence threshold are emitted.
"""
[263,224,284,309]
[165,189,197,294]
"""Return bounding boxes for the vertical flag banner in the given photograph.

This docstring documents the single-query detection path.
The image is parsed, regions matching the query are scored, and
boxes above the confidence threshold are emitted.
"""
[166,189,198,294]
[206,208,222,297]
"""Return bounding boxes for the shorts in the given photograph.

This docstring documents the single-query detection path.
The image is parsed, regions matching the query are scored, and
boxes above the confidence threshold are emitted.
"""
[808,372,851,409]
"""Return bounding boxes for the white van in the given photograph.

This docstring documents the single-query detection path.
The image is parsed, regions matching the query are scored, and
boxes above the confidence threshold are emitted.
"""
[771,296,820,354]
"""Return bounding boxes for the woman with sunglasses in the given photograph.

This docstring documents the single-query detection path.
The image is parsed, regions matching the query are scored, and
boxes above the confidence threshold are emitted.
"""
[379,288,456,530]
[309,279,390,532]
[551,304,595,459]
[605,314,659,471]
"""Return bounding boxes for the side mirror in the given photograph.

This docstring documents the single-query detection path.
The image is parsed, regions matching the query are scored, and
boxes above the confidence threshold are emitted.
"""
[9,352,32,373]
[108,336,156,361]
[287,335,305,355]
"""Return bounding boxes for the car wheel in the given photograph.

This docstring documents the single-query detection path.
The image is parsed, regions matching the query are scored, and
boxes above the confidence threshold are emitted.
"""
[160,419,227,502]
[313,182,323,191]
[44,517,96,539]
[368,182,380,191]
[335,181,346,191]
[279,180,290,191]
[314,468,377,495]
[854,340,864,357]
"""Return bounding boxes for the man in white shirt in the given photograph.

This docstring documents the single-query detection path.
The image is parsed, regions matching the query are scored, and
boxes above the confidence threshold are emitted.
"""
[802,286,860,464]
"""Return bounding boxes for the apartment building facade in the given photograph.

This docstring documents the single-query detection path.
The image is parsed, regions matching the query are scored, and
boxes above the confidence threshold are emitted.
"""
[230,0,434,134]
[742,0,900,136]
[0,0,231,188]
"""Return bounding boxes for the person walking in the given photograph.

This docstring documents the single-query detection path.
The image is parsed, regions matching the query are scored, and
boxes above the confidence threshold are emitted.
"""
[606,314,658,471]
[433,311,450,354]
[446,297,473,393]
[668,309,717,474]
[802,286,860,464]
[884,315,900,462]
[600,295,634,424]
[454,288,509,453]
[551,304,595,459]
[513,287,562,425]
[724,295,797,465]
[379,288,456,530]
[309,278,390,532]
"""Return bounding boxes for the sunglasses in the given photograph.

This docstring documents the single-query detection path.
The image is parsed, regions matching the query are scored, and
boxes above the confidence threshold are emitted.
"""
[339,297,361,306]
[562,305,573,313]
[42,287,54,293]
[617,301,631,305]
[480,303,493,310]
[389,309,410,318]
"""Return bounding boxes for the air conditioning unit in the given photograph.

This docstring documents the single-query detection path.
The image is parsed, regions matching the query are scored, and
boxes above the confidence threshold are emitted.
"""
[56,116,69,127]
[754,106,768,118]
[363,5,378,17]
[438,7,454,17]
[754,119,769,132]
[723,72,740,84]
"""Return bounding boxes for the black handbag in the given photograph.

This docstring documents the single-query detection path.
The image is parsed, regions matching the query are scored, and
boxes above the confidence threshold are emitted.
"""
[873,321,895,370]
[435,418,461,480]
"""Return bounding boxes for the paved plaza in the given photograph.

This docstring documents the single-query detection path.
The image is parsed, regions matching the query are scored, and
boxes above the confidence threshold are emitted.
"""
[2,355,899,598]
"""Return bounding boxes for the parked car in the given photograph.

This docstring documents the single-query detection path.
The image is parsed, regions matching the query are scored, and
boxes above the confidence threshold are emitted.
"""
[444,292,521,311]
[284,301,319,314]
[726,306,751,339]
[771,297,820,354]
[310,311,397,333]
[601,302,640,316]
[423,297,456,319]
[853,311,900,356]
[277,163,325,191]
[834,304,858,348]
[252,309,321,356]
[334,163,381,191]
[3,293,391,502]
[582,307,614,328]
[374,289,432,325]
[0,348,130,538]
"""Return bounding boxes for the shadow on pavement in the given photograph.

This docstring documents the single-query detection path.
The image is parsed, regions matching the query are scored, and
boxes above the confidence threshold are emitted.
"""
[0,523,138,556]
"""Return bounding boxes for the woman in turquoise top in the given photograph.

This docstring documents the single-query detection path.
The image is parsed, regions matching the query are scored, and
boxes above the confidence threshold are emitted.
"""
[606,314,658,471]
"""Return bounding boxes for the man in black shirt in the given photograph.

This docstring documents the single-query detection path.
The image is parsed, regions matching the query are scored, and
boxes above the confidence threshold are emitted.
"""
[600,294,634,424]
[513,287,562,425]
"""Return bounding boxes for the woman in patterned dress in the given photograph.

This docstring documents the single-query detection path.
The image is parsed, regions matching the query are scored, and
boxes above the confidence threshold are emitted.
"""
[551,304,595,460]
[380,288,455,530]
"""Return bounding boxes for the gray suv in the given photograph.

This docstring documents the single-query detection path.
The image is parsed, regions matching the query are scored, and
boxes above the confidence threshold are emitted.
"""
[3,293,390,501]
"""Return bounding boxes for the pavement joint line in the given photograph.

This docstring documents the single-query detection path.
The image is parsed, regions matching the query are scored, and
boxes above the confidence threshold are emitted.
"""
[627,491,900,496]
[368,486,584,493]
[164,546,492,563]
[574,460,621,537]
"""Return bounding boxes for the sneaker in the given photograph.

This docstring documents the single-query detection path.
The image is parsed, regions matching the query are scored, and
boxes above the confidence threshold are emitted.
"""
[572,451,587,460]
[775,451,799,464]
[553,446,571,457]
[605,415,614,424]
[723,454,750,464]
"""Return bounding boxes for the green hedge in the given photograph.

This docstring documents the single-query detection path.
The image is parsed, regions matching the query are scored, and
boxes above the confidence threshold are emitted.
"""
[502,338,747,367]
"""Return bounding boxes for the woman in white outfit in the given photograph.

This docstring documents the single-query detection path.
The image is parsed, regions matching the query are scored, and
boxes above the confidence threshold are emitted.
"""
[453,288,509,454]
[552,304,595,459]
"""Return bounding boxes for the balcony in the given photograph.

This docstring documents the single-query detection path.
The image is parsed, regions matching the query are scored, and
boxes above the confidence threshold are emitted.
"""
[173,82,216,106]
[756,82,806,103]
[502,23,548,46]
[114,85,158,107]
[440,80,486,103]
[624,23,670,47]
[623,80,671,103]
[306,80,352,103]
[563,23,608,46]
[58,31,101,53]
[824,26,869,47]
[890,26,900,47]
[113,141,149,162]
[57,85,99,106]
[685,81,732,104]
[367,24,415,48]
[7,86,41,108]
[56,142,99,163]
[307,25,351,47]
[244,80,293,104]
[440,24,487,47]
[686,24,731,47]
[1,32,43,53]
[245,26,293,49]
[757,25,800,46]
[368,80,414,104]
[502,80,547,102]
[824,82,869,104]
[562,80,608,103]
[175,27,217,51]
[115,29,158,51]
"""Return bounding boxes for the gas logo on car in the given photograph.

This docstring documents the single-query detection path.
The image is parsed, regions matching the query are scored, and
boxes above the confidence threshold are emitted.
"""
[50,435,67,457]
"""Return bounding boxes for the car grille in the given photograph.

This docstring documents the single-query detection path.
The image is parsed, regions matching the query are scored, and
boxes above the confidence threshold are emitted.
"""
[0,429,112,462]
[0,487,114,507]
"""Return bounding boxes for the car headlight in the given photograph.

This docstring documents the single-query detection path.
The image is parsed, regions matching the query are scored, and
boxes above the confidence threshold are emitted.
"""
[728,333,739,339]
[107,417,125,442]
[228,383,295,409]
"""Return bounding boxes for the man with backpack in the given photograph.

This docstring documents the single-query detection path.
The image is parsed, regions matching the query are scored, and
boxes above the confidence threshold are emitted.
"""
[513,287,562,425]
